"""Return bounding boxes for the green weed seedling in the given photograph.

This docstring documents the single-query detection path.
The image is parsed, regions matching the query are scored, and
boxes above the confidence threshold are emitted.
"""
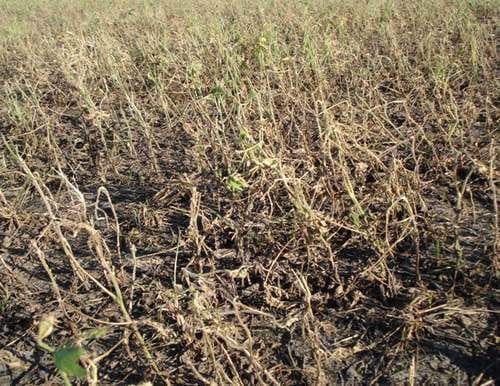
[36,314,106,386]
[209,84,225,100]
[226,174,248,194]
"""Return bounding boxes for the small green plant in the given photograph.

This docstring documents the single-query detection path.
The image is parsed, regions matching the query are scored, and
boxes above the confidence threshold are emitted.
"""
[239,128,250,142]
[432,65,447,79]
[350,209,365,228]
[186,61,204,95]
[254,28,275,66]
[226,174,248,193]
[209,84,225,99]
[36,314,87,386]
[237,129,277,171]
[434,240,442,259]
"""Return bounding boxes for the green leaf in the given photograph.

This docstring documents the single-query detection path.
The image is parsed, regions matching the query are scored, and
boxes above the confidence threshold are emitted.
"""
[226,175,247,193]
[239,129,250,142]
[81,327,108,341]
[54,346,86,378]
[209,84,225,99]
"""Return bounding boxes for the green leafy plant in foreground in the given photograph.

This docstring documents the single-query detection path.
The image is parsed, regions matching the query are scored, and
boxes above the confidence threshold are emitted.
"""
[36,314,87,386]
[54,347,87,379]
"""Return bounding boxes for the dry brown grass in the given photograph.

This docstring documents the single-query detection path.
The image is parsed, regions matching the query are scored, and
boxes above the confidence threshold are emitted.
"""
[0,0,498,385]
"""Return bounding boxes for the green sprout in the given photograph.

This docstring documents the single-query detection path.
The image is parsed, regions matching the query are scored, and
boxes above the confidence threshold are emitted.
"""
[226,174,248,193]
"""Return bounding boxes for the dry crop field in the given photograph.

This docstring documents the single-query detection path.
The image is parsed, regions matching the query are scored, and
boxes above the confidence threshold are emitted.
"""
[0,0,498,384]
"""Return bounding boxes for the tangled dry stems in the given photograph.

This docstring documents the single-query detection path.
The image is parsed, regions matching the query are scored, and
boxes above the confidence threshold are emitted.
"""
[0,0,498,384]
